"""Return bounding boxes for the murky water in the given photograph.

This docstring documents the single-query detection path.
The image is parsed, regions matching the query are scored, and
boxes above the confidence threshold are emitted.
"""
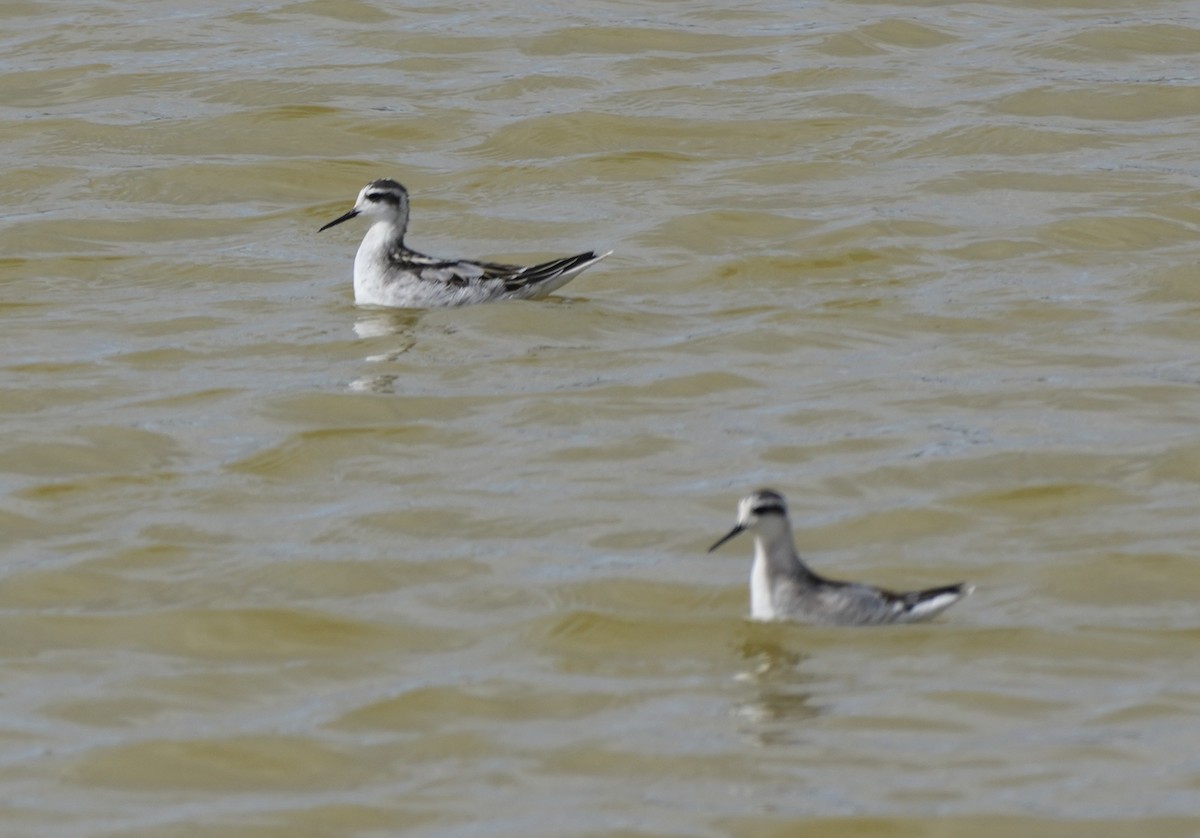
[3,0,1200,835]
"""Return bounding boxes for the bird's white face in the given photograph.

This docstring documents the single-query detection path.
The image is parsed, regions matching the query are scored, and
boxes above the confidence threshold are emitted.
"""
[319,179,410,233]
[353,182,409,222]
[737,491,788,528]
[735,495,761,527]
[709,489,789,553]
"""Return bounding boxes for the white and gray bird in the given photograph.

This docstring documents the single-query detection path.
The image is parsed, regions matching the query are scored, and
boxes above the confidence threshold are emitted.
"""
[319,179,610,308]
[709,489,972,626]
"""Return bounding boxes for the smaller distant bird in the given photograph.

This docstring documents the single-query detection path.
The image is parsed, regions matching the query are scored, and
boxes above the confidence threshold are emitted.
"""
[319,179,610,308]
[709,489,972,625]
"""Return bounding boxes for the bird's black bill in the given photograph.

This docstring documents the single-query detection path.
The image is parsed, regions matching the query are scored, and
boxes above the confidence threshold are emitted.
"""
[708,524,746,553]
[318,208,360,232]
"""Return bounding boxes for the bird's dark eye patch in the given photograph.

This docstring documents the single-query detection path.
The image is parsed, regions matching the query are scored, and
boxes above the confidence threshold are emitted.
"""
[751,504,785,516]
[366,191,400,204]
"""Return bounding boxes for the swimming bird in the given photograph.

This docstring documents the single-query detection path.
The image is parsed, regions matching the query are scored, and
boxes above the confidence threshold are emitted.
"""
[319,179,610,308]
[709,489,972,625]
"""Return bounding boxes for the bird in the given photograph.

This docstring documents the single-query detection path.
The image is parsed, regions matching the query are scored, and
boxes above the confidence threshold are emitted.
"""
[708,489,972,625]
[318,179,610,308]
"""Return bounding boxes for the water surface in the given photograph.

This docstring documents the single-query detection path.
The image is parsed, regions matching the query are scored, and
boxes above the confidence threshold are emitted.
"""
[2,0,1200,835]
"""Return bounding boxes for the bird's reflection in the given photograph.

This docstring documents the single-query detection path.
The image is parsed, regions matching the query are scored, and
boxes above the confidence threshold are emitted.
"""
[353,307,422,344]
[738,637,805,679]
[348,373,401,393]
[734,633,823,742]
[348,308,422,392]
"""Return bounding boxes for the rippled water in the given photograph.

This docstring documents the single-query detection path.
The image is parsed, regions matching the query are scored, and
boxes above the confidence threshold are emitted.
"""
[3,0,1200,835]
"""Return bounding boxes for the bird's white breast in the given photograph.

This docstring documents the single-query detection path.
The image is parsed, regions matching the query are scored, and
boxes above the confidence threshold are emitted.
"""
[749,547,778,621]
